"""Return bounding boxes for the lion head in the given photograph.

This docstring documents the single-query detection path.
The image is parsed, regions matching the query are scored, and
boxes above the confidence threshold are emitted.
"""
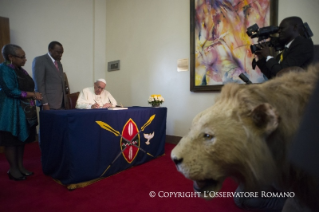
[171,66,319,198]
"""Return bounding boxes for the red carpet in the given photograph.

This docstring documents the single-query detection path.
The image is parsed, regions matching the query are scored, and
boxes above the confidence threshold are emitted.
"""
[0,142,246,212]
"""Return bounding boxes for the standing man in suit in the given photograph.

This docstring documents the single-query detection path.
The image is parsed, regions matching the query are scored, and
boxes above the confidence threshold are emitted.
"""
[32,41,65,110]
[256,16,314,79]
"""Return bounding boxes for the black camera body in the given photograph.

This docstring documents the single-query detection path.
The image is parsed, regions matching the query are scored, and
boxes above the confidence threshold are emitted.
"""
[246,22,313,54]
[240,22,314,84]
[246,24,284,53]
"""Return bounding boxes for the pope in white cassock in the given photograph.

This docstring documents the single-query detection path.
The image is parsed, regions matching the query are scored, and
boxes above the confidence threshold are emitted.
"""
[75,79,117,109]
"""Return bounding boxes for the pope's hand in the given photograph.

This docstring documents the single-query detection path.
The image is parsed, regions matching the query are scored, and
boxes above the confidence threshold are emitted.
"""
[91,103,100,109]
[102,103,112,108]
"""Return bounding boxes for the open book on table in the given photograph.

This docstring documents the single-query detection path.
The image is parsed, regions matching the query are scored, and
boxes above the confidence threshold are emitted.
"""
[107,104,127,110]
[107,107,128,110]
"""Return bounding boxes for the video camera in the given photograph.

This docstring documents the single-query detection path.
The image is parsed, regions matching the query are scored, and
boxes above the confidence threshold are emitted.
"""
[246,24,284,53]
[240,22,314,84]
[246,22,313,54]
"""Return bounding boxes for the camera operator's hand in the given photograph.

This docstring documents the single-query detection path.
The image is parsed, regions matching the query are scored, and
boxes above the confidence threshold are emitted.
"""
[255,42,271,60]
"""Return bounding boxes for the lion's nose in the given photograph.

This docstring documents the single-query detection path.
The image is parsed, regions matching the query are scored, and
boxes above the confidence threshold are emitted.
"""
[173,157,183,165]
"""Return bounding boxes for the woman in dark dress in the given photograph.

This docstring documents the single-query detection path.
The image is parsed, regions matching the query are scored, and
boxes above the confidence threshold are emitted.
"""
[0,44,42,180]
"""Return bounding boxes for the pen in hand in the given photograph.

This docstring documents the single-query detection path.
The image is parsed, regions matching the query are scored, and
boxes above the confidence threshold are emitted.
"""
[94,100,101,108]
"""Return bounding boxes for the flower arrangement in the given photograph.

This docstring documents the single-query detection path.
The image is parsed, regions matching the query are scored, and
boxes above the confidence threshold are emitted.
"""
[148,94,164,107]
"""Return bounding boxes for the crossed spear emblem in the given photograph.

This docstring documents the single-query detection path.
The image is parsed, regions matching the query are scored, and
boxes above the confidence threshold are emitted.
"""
[96,114,155,177]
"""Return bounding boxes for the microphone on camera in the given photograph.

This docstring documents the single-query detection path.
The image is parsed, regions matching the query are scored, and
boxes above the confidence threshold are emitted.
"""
[239,73,252,84]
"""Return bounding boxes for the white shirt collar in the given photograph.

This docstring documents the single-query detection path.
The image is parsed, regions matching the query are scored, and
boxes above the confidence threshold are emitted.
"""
[285,39,294,49]
[47,52,56,63]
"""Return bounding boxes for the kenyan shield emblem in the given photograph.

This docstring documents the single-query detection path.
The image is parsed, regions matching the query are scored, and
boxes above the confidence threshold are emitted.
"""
[96,114,156,177]
[121,118,140,163]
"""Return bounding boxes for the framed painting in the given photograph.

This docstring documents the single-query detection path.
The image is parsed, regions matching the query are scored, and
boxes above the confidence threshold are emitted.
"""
[190,0,278,91]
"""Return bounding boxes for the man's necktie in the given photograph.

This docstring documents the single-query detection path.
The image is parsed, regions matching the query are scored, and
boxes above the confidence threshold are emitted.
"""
[280,49,285,62]
[280,47,288,62]
[54,61,59,71]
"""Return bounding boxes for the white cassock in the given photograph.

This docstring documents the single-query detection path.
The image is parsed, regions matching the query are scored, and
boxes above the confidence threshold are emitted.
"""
[75,87,117,109]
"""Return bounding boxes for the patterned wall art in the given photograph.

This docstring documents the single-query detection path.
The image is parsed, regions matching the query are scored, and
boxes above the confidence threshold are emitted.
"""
[190,0,278,91]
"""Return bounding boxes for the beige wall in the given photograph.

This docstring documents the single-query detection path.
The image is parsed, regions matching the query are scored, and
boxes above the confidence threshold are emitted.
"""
[105,0,214,137]
[105,0,319,136]
[0,0,106,92]
[278,0,319,41]
[0,0,318,136]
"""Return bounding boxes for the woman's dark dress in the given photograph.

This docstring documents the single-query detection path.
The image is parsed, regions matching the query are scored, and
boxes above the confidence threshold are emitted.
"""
[0,64,37,146]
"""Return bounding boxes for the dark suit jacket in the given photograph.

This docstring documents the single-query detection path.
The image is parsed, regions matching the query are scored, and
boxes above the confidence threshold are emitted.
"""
[32,54,65,109]
[256,36,314,79]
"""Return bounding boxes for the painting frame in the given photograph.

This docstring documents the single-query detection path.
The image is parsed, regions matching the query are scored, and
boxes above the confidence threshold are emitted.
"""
[190,0,278,92]
[108,60,120,72]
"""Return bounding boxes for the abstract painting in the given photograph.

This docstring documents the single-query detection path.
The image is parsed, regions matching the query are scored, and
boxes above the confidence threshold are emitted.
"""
[190,0,278,91]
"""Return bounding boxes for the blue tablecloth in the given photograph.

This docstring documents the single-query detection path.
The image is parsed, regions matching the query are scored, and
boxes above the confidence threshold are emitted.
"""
[39,107,167,188]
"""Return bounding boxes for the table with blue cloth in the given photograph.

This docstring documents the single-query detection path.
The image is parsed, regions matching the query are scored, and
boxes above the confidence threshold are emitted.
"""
[39,107,167,189]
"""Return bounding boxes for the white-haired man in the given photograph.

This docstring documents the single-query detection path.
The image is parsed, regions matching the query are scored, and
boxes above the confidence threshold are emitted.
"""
[75,79,117,109]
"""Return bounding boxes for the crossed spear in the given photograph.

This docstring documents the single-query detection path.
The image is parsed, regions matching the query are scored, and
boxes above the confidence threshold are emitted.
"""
[96,114,155,177]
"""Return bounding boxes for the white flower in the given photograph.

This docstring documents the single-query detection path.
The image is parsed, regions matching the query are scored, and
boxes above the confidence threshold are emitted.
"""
[148,94,164,105]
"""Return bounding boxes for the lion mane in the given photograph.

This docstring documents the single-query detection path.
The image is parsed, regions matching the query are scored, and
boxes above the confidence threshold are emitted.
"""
[171,65,319,210]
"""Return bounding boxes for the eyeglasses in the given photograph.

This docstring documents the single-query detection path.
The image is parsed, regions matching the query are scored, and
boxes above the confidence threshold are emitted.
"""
[96,86,105,90]
[13,55,26,59]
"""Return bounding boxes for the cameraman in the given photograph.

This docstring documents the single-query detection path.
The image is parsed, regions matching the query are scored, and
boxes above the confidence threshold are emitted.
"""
[234,17,314,212]
[255,16,314,79]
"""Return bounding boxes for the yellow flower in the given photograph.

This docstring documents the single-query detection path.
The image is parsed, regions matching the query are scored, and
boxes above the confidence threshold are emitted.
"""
[151,94,162,98]
[148,94,164,106]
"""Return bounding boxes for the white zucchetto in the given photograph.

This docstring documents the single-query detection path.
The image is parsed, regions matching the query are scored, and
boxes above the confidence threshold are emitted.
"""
[95,79,107,84]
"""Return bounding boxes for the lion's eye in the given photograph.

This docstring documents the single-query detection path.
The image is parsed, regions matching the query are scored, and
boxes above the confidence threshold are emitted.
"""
[204,133,214,140]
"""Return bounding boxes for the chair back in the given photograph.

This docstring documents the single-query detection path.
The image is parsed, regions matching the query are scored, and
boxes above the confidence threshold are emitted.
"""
[63,72,70,95]
[65,92,80,110]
